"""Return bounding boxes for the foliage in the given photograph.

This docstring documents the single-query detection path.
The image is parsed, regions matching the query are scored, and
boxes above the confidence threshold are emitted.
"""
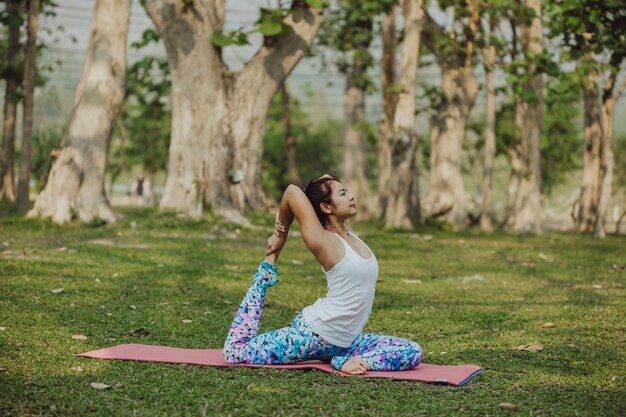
[492,1,560,103]
[30,124,64,190]
[546,0,626,61]
[107,30,171,185]
[495,73,582,194]
[316,0,394,92]
[0,0,69,101]
[210,0,327,48]
[540,73,583,193]
[262,90,344,200]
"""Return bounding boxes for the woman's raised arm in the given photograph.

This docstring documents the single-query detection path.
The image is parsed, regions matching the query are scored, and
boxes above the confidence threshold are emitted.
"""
[267,184,329,257]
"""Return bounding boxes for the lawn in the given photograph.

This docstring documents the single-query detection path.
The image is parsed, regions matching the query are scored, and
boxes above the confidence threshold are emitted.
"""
[1,208,624,416]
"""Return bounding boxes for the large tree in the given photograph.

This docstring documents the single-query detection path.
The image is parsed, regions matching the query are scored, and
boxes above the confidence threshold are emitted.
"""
[549,0,626,237]
[28,0,131,223]
[504,0,544,233]
[16,0,40,213]
[317,0,393,219]
[142,0,324,222]
[480,15,497,232]
[0,0,21,202]
[377,5,397,219]
[381,0,424,228]
[420,0,481,230]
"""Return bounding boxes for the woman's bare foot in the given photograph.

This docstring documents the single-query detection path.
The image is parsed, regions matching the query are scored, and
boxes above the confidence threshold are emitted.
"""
[340,356,371,375]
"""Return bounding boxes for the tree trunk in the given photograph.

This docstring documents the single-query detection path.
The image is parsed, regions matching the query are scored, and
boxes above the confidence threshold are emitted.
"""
[28,0,131,224]
[343,69,375,219]
[383,0,423,229]
[280,83,300,186]
[420,0,479,230]
[575,63,602,232]
[506,0,543,233]
[144,0,323,222]
[16,0,40,213]
[480,21,496,232]
[377,5,397,219]
[594,98,616,237]
[421,61,478,228]
[0,0,21,202]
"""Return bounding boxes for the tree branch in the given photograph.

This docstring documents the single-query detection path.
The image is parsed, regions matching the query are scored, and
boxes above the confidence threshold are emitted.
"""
[236,1,324,101]
[602,53,625,104]
[422,10,448,61]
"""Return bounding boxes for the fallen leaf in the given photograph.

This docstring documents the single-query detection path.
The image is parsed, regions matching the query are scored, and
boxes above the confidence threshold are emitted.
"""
[538,252,553,262]
[0,368,8,373]
[90,382,110,390]
[612,264,625,271]
[72,334,88,340]
[129,305,136,310]
[402,279,422,284]
[542,322,556,329]
[128,328,149,337]
[181,319,192,324]
[462,274,484,283]
[513,341,544,352]
[51,288,64,294]
[498,402,518,411]
[105,313,112,317]
[0,327,6,331]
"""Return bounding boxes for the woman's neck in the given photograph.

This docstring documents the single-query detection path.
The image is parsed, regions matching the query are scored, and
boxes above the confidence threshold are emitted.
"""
[324,219,347,235]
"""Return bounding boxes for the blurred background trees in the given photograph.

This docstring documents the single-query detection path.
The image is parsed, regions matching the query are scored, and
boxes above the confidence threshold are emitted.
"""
[1,0,625,236]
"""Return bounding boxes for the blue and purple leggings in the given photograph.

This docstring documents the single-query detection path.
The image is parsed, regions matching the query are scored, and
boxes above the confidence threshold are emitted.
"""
[223,262,423,371]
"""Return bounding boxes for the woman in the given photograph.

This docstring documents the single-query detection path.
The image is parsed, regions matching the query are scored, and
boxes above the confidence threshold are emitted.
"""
[223,175,423,374]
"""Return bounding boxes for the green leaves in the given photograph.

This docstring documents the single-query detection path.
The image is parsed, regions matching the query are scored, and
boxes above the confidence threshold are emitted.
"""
[210,31,248,47]
[210,5,297,48]
[131,28,159,50]
[257,8,290,37]
[305,0,326,8]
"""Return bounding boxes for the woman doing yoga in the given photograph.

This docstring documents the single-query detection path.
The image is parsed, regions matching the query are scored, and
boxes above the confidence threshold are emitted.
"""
[223,175,423,374]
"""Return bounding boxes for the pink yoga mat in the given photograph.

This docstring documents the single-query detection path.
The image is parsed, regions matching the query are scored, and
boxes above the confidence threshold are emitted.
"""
[79,344,483,386]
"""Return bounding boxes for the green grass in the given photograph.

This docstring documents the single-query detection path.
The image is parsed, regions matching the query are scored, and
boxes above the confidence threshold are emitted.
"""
[1,207,624,416]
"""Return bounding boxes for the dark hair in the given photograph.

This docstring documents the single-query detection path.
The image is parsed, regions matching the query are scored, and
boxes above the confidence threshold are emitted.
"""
[304,176,339,226]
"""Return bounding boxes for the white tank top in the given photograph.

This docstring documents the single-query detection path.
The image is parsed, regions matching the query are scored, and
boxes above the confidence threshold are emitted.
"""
[302,231,379,347]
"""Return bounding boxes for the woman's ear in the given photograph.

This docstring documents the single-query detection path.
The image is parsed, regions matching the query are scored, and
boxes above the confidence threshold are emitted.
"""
[320,202,333,215]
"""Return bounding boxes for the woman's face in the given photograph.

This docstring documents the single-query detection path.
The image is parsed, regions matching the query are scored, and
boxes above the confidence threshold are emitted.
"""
[327,181,357,218]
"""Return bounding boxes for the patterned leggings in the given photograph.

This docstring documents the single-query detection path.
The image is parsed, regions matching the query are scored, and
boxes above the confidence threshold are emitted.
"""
[223,262,423,371]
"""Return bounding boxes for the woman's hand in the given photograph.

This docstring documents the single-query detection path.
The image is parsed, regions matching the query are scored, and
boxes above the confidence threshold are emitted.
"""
[274,212,287,237]
[266,232,287,256]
